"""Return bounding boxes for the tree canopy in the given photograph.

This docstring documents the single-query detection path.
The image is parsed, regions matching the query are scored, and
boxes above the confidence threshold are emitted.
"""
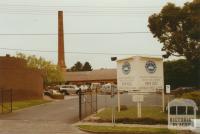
[82,62,92,71]
[16,53,64,85]
[69,61,93,72]
[164,59,197,89]
[148,0,200,62]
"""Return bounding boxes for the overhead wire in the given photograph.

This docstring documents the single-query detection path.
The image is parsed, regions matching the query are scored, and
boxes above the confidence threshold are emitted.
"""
[0,32,151,36]
[0,47,162,56]
[0,3,163,16]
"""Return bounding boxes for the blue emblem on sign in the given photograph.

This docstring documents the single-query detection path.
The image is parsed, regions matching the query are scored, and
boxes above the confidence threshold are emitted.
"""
[145,60,157,73]
[122,62,131,75]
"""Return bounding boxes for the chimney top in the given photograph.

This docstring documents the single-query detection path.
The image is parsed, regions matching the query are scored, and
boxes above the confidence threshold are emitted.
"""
[6,54,10,57]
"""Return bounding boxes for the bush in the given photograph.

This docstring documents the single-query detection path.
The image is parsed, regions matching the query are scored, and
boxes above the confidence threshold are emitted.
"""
[116,105,128,111]
[181,91,200,106]
[50,94,64,99]
[171,88,196,97]
[96,117,167,125]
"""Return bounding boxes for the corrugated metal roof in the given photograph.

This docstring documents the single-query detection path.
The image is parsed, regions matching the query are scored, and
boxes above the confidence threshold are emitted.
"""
[64,69,117,82]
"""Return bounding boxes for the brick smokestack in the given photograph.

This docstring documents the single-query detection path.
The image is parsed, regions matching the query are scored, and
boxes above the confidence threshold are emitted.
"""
[58,11,66,70]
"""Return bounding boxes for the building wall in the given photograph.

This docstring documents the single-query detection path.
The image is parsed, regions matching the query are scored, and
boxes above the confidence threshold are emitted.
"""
[67,79,117,85]
[0,56,43,101]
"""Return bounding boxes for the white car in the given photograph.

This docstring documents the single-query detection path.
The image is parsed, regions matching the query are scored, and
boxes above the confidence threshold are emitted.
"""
[59,85,79,95]
[79,85,89,92]
[101,83,117,94]
[90,83,101,90]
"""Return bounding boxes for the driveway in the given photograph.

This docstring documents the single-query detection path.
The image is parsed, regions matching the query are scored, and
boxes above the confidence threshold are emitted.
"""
[0,93,165,134]
[0,96,87,134]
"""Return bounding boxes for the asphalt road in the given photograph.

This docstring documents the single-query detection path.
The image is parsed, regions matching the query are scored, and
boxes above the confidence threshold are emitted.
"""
[0,96,87,134]
[0,93,164,134]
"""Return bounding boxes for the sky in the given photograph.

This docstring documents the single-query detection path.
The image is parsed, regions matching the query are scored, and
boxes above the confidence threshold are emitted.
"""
[0,0,191,69]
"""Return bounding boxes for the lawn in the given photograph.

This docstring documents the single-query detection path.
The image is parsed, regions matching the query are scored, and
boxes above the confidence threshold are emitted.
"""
[0,99,50,112]
[79,125,177,134]
[11,99,51,110]
[96,106,167,120]
[0,99,51,113]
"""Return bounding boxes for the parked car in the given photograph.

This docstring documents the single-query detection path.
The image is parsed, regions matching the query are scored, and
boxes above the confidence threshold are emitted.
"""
[44,89,61,96]
[79,85,89,92]
[90,83,101,90]
[101,83,117,94]
[59,85,79,95]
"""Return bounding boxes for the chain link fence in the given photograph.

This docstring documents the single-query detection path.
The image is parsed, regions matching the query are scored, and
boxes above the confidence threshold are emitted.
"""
[0,89,12,114]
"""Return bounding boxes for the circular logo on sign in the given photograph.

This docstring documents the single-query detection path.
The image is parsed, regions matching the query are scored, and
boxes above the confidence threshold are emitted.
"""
[145,60,157,73]
[122,62,131,75]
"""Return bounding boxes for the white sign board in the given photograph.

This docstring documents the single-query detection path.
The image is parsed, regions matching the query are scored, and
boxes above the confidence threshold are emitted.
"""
[117,56,164,93]
[132,95,144,102]
[166,85,171,94]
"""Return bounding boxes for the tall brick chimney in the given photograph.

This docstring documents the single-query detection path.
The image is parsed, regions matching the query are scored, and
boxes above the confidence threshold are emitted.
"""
[58,11,66,70]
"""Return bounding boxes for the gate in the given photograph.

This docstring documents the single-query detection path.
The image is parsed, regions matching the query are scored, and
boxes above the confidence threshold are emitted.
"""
[0,89,13,114]
[79,89,97,120]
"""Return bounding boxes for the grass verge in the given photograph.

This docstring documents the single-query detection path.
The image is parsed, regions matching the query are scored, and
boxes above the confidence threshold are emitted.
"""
[95,106,167,124]
[79,125,177,134]
[12,99,51,111]
[97,106,167,120]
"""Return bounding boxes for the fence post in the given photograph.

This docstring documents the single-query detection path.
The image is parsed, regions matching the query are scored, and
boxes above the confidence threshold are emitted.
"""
[96,88,97,113]
[79,88,82,120]
[10,89,12,112]
[1,89,3,113]
[91,91,92,113]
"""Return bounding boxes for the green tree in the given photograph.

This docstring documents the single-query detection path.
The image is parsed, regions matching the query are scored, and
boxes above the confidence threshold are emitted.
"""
[164,59,197,89]
[82,62,92,71]
[16,53,64,86]
[70,61,83,71]
[148,0,200,86]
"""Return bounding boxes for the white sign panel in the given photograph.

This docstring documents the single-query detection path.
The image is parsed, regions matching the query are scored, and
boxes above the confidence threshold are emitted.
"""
[132,95,144,102]
[117,56,164,93]
[166,85,171,94]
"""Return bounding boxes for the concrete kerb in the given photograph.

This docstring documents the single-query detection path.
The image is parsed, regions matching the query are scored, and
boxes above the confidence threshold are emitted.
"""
[74,121,168,129]
[80,108,105,122]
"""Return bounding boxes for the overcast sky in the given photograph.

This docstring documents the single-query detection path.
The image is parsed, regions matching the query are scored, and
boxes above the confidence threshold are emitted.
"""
[0,0,191,69]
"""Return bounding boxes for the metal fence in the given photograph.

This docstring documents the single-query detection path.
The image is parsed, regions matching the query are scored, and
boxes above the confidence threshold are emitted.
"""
[79,89,97,120]
[0,89,12,114]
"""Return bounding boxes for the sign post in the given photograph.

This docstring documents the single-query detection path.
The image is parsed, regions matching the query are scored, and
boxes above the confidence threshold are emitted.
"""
[111,85,115,125]
[166,84,171,111]
[132,94,144,118]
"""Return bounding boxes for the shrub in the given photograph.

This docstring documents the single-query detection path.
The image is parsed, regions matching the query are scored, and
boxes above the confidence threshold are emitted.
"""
[181,91,200,106]
[96,118,167,125]
[50,94,64,99]
[116,105,128,111]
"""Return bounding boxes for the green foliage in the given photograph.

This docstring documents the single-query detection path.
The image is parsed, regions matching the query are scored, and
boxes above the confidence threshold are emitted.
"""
[50,94,64,99]
[16,53,64,85]
[12,99,51,111]
[116,105,128,111]
[69,61,93,72]
[70,61,83,71]
[164,59,197,89]
[79,125,176,134]
[181,91,200,106]
[148,1,200,62]
[82,62,92,71]
[96,106,167,124]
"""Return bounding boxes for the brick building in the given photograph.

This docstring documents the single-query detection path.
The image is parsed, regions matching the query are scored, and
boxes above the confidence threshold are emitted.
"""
[0,55,43,101]
[65,69,117,84]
